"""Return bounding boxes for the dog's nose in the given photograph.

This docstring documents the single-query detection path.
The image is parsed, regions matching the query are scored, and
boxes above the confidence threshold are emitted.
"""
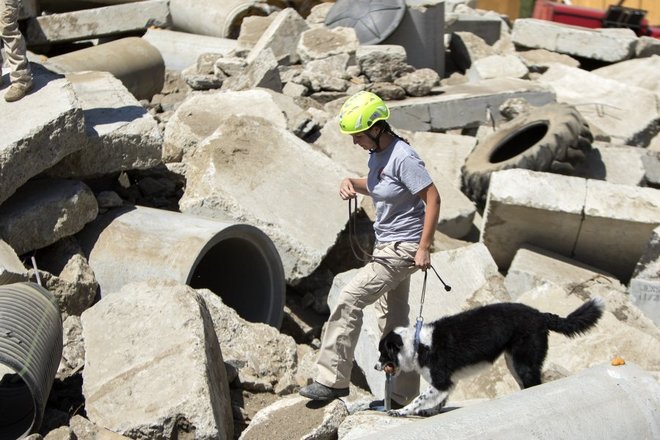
[374,363,383,371]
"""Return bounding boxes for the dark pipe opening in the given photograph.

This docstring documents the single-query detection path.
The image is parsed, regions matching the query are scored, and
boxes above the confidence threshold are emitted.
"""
[0,367,35,440]
[188,225,285,328]
[490,121,549,164]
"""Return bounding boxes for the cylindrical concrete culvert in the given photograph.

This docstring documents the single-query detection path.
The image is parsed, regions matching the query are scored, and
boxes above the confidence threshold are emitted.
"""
[0,282,63,440]
[45,37,165,101]
[169,0,271,39]
[77,205,286,328]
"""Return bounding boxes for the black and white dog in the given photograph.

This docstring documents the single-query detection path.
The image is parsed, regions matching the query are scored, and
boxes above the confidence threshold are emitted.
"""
[377,298,604,417]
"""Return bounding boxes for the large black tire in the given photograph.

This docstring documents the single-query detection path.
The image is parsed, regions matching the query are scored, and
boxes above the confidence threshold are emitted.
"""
[461,103,593,205]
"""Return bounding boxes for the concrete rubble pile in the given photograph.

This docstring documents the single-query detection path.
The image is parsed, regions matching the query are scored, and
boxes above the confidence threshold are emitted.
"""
[0,0,659,439]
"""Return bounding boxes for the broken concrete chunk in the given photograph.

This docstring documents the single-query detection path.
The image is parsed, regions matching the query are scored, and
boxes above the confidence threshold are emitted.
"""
[0,240,28,285]
[163,88,287,162]
[81,280,233,440]
[46,71,162,179]
[512,18,637,63]
[178,115,351,283]
[0,179,98,256]
[538,64,659,146]
[628,226,660,327]
[297,26,359,63]
[246,7,310,65]
[0,67,86,206]
[466,54,529,82]
[26,0,171,45]
[356,45,412,83]
[483,169,660,281]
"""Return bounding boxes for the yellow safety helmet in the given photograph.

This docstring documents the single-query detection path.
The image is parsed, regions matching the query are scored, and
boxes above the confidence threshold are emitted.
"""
[338,91,390,134]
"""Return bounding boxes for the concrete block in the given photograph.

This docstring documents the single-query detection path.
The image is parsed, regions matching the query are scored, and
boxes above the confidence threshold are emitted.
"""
[0,179,98,255]
[512,18,637,63]
[388,78,555,132]
[483,169,660,281]
[0,66,86,205]
[142,28,238,71]
[445,13,501,45]
[178,115,352,283]
[505,245,620,299]
[539,64,659,149]
[357,363,660,440]
[575,179,660,281]
[0,240,28,285]
[246,7,309,65]
[482,169,587,272]
[628,226,660,326]
[26,0,170,45]
[573,141,647,186]
[591,55,660,94]
[466,54,529,82]
[45,71,162,179]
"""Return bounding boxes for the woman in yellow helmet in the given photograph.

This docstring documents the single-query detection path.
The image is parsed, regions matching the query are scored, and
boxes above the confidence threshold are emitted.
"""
[300,91,441,408]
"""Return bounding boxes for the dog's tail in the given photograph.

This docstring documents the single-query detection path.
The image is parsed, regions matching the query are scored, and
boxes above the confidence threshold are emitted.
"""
[545,297,605,338]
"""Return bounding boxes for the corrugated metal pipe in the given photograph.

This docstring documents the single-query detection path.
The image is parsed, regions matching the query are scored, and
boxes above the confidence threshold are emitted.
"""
[77,205,286,328]
[0,282,63,440]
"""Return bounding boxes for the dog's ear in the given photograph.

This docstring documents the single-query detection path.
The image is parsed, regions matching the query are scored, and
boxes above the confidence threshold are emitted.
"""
[379,331,404,364]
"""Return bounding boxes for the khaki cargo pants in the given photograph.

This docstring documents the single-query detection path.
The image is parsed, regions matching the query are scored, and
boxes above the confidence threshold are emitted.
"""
[1,0,32,86]
[315,241,421,404]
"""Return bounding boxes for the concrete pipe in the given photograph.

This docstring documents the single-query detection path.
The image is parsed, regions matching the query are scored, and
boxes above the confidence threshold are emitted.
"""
[44,37,164,101]
[359,362,660,440]
[77,205,286,328]
[169,0,271,39]
[0,282,63,440]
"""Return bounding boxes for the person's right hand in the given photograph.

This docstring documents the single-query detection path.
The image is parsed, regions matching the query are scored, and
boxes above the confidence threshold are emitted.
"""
[339,178,357,200]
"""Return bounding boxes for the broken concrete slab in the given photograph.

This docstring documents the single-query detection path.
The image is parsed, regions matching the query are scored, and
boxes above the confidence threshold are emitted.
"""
[178,115,352,283]
[575,178,660,281]
[0,179,98,256]
[628,226,660,327]
[44,36,165,101]
[538,63,659,146]
[142,28,239,72]
[573,141,647,186]
[26,0,170,45]
[221,47,283,93]
[246,7,310,65]
[81,280,233,440]
[504,245,621,300]
[163,88,287,162]
[0,240,28,285]
[297,25,359,63]
[45,71,162,178]
[0,66,86,206]
[482,169,660,280]
[512,18,637,63]
[466,54,529,82]
[388,78,555,131]
[591,55,660,94]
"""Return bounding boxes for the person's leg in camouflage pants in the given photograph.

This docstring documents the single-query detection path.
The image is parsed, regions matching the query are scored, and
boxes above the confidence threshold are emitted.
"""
[1,0,33,102]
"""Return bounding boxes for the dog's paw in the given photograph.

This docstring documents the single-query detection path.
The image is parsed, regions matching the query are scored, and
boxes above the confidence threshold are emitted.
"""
[387,409,407,417]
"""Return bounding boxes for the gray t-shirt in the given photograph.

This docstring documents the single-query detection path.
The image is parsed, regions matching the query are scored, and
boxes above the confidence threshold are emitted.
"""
[367,138,433,243]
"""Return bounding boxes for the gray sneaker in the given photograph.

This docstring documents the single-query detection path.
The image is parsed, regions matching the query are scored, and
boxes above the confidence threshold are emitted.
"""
[4,81,33,102]
[299,382,349,401]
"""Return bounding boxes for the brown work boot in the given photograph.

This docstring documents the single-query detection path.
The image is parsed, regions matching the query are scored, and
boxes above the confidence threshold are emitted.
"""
[4,81,33,102]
